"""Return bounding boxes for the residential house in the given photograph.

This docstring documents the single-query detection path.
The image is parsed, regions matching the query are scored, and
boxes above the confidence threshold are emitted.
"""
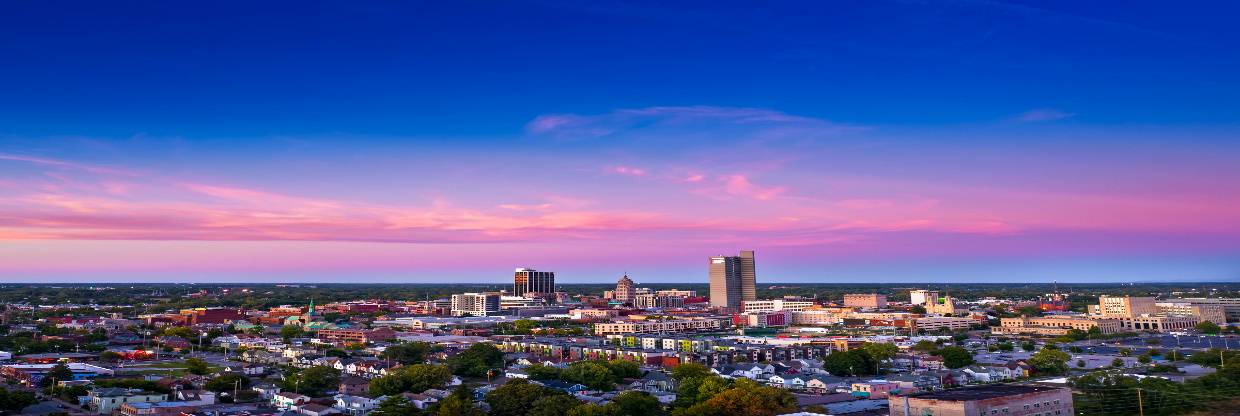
[273,392,311,410]
[334,394,380,416]
[339,377,370,396]
[86,388,167,415]
[298,402,341,416]
[805,375,849,394]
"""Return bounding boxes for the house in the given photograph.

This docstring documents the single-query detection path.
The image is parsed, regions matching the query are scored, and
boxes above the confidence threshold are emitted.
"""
[86,388,167,415]
[627,371,675,393]
[885,373,940,392]
[805,375,849,394]
[918,355,946,370]
[298,402,341,416]
[851,380,900,399]
[252,383,282,400]
[339,377,370,396]
[767,374,808,390]
[716,363,774,380]
[273,392,311,410]
[224,363,267,376]
[962,365,1013,383]
[1004,360,1033,378]
[537,380,589,394]
[397,392,439,410]
[174,390,216,406]
[334,394,380,416]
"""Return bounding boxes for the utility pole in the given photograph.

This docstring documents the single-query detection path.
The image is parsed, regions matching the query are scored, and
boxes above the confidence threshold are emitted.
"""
[1136,388,1144,416]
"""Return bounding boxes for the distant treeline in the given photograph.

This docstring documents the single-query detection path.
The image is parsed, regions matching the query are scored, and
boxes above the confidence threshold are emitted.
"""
[0,282,1236,314]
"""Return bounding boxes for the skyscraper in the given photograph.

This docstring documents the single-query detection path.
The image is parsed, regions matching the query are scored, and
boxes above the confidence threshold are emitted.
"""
[710,250,756,309]
[513,268,555,297]
[614,274,636,302]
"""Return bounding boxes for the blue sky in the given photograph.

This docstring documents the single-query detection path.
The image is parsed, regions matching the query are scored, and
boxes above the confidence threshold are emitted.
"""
[1,1,1238,282]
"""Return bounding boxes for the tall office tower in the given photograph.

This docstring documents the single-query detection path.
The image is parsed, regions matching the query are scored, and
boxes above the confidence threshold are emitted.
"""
[513,268,555,297]
[614,275,637,302]
[710,250,757,309]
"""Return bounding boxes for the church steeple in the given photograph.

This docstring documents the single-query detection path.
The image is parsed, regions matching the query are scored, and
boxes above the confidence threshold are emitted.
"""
[307,298,316,316]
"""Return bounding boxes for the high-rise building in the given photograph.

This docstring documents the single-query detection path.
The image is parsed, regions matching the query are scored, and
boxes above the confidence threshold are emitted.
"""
[709,250,757,309]
[451,292,501,317]
[513,268,555,297]
[909,290,931,306]
[1097,296,1157,318]
[614,275,636,302]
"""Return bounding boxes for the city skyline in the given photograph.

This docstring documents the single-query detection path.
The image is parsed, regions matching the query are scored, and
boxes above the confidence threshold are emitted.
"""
[2,2,1240,283]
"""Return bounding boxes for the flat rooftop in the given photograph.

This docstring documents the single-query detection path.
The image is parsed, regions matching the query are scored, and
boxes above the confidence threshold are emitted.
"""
[907,385,1065,401]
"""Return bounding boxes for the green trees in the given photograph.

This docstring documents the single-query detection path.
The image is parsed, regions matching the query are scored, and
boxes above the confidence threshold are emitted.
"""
[371,396,423,416]
[996,342,1014,352]
[609,391,664,416]
[862,342,898,373]
[562,361,616,390]
[484,380,568,416]
[1028,348,1071,376]
[0,387,36,412]
[1020,341,1036,351]
[41,362,74,387]
[1195,321,1221,335]
[674,378,796,416]
[282,366,341,396]
[1110,358,1124,368]
[934,346,975,369]
[528,395,584,416]
[605,359,642,380]
[1137,354,1152,364]
[381,342,433,364]
[526,363,562,380]
[823,349,877,376]
[369,364,452,396]
[279,325,303,341]
[670,363,711,381]
[184,357,211,375]
[448,343,504,377]
[911,340,939,353]
[429,386,485,416]
[205,373,251,393]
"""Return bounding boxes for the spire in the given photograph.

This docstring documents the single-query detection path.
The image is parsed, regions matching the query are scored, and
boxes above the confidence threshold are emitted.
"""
[308,298,315,316]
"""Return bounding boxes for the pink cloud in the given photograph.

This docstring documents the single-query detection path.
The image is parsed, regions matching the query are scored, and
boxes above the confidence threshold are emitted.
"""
[721,174,787,200]
[610,166,648,176]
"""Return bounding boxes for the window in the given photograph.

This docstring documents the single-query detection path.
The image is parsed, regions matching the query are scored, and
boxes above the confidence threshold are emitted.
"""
[1024,405,1030,410]
[1054,400,1060,405]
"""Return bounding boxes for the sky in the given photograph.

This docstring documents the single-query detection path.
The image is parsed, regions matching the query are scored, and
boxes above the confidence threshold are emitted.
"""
[1,1,1239,283]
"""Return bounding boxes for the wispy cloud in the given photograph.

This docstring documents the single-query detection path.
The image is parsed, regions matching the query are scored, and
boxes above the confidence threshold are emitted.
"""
[0,153,139,176]
[526,105,864,139]
[1016,108,1076,122]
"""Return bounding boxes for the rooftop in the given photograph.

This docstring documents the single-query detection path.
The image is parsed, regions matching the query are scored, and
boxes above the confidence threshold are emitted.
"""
[907,385,1066,401]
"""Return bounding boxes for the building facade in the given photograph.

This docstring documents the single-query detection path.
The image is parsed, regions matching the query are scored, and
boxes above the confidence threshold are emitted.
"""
[709,250,757,309]
[593,317,726,335]
[889,385,1073,416]
[742,299,814,313]
[1157,300,1228,324]
[1171,298,1240,322]
[450,293,501,317]
[513,268,555,297]
[1097,296,1157,318]
[844,294,888,309]
[613,275,637,302]
[994,316,1122,335]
